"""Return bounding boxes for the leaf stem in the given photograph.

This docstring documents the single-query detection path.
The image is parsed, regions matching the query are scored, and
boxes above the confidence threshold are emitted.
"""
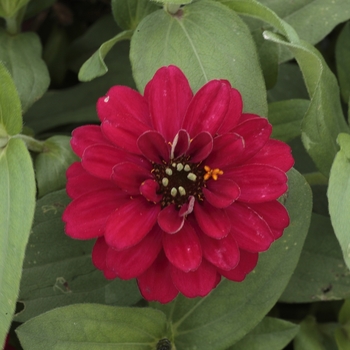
[164,4,181,14]
[303,172,328,186]
[13,134,45,153]
[5,16,18,35]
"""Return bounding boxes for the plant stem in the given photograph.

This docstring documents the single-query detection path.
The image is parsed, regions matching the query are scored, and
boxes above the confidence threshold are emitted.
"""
[5,16,18,35]
[13,134,45,153]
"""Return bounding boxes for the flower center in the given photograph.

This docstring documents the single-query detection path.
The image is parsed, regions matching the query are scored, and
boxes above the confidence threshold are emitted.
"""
[152,156,223,209]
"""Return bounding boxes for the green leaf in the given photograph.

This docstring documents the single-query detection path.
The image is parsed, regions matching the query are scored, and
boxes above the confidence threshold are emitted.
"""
[0,0,29,18]
[228,317,299,350]
[0,61,22,136]
[34,136,79,198]
[268,99,309,143]
[152,0,192,4]
[24,0,55,20]
[328,133,350,271]
[25,40,134,134]
[16,304,167,349]
[130,0,267,116]
[111,0,159,30]
[264,31,349,176]
[0,29,50,113]
[280,214,350,303]
[339,300,350,325]
[0,138,36,346]
[152,168,312,350]
[15,190,141,323]
[78,30,132,82]
[336,21,350,104]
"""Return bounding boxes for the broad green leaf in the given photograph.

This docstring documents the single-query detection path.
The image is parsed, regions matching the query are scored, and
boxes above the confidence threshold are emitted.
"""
[294,316,337,350]
[152,0,192,4]
[0,138,36,346]
[0,29,50,113]
[280,214,350,303]
[0,0,29,18]
[17,304,167,349]
[34,136,79,198]
[0,61,22,136]
[111,0,159,30]
[15,190,141,323]
[152,168,312,350]
[336,21,350,104]
[268,63,308,102]
[130,0,267,116]
[228,317,299,350]
[336,300,350,349]
[268,99,309,143]
[25,41,134,134]
[78,30,132,82]
[328,133,350,271]
[264,31,349,176]
[339,300,350,325]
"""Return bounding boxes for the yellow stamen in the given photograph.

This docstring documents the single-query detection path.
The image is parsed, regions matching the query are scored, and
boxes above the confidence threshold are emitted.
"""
[204,166,224,181]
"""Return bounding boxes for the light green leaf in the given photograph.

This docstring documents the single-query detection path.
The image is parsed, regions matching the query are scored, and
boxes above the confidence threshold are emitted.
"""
[328,133,350,271]
[34,136,79,198]
[264,31,349,176]
[228,317,299,350]
[268,99,309,143]
[0,61,22,136]
[16,304,167,349]
[0,29,50,113]
[152,0,192,4]
[130,0,267,116]
[336,21,350,104]
[78,30,132,82]
[335,301,350,350]
[111,0,159,30]
[15,190,141,323]
[0,0,29,18]
[280,214,350,303]
[153,168,312,350]
[0,138,36,346]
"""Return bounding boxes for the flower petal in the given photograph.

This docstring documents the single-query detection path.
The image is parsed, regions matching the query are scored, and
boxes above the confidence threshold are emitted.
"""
[112,162,152,195]
[137,251,179,303]
[140,179,162,203]
[171,129,190,159]
[182,80,231,137]
[248,201,290,239]
[199,230,240,270]
[171,259,220,298]
[203,178,240,208]
[92,237,109,271]
[105,198,161,250]
[226,203,274,252]
[106,225,162,279]
[66,162,114,199]
[71,125,108,158]
[187,132,213,163]
[217,87,243,134]
[194,201,231,239]
[205,133,244,169]
[226,164,288,203]
[219,249,258,282]
[245,139,294,172]
[82,144,150,180]
[137,130,170,163]
[144,65,193,142]
[158,204,184,234]
[63,188,128,239]
[163,221,202,272]
[97,85,151,125]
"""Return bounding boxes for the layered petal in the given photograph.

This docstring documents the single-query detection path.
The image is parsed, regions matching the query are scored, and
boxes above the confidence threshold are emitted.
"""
[92,237,109,271]
[171,259,220,298]
[226,164,288,203]
[171,129,190,159]
[140,179,162,203]
[219,249,258,282]
[63,188,128,239]
[137,251,179,303]
[105,198,161,250]
[144,65,193,142]
[194,201,231,239]
[158,204,184,234]
[187,132,213,163]
[137,131,170,163]
[182,80,231,137]
[203,178,240,208]
[106,225,162,279]
[163,221,202,272]
[226,203,274,252]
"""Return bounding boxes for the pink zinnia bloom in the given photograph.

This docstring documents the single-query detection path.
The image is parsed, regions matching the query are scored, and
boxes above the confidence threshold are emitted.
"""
[63,66,294,303]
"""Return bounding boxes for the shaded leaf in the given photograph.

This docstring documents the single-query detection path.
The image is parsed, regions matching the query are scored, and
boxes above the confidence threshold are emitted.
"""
[0,0,29,18]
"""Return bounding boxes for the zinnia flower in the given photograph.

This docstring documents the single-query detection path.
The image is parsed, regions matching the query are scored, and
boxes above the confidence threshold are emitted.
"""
[63,65,294,303]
